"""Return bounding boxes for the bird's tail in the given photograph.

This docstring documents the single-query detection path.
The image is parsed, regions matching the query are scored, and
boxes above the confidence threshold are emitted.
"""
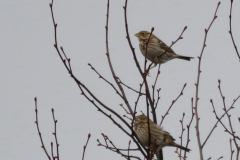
[176,55,194,61]
[174,143,191,152]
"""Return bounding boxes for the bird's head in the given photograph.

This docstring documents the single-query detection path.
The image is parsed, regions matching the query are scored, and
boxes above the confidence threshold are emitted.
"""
[135,115,149,124]
[135,31,152,41]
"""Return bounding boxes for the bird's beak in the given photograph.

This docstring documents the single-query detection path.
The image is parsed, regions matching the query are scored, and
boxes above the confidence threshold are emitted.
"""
[134,33,138,37]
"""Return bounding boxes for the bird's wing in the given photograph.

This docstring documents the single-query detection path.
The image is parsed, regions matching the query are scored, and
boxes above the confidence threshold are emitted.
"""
[157,37,176,54]
[164,131,176,141]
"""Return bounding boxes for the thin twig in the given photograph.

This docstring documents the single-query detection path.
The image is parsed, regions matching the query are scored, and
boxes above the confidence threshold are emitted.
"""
[210,99,240,140]
[218,80,239,159]
[144,28,154,74]
[88,63,123,99]
[60,47,72,72]
[230,139,234,160]
[179,113,185,159]
[152,65,161,106]
[128,140,131,160]
[154,88,161,109]
[144,28,155,157]
[202,95,240,148]
[175,149,186,160]
[228,0,240,60]
[120,104,131,115]
[118,78,146,95]
[123,0,143,76]
[217,156,223,160]
[123,0,156,123]
[131,82,144,131]
[158,26,187,59]
[160,83,186,125]
[184,98,195,159]
[52,108,59,160]
[82,134,91,160]
[97,134,141,160]
[123,115,133,121]
[105,0,133,116]
[51,142,55,160]
[193,3,220,159]
[34,97,51,160]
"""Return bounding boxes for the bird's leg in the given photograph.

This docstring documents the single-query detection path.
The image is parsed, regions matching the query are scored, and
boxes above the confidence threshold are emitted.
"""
[150,63,157,70]
[149,57,159,70]
[147,63,158,77]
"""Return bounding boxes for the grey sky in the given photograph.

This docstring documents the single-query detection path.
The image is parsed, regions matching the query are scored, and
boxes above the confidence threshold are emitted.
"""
[1,0,240,159]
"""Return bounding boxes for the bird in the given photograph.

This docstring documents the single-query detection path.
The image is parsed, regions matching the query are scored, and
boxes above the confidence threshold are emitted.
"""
[135,31,193,69]
[134,115,191,159]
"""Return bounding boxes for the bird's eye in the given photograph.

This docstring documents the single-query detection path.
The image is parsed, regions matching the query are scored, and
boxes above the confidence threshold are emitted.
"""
[141,32,144,35]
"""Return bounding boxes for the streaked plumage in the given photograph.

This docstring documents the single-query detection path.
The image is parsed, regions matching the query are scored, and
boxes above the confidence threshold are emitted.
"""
[135,31,193,69]
[134,115,190,160]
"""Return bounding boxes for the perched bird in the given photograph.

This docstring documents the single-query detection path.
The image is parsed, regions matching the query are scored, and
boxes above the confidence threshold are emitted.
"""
[135,31,193,69]
[134,115,190,159]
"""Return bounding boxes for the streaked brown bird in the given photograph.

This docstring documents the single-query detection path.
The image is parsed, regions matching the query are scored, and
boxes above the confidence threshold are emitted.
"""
[135,31,193,69]
[134,115,190,159]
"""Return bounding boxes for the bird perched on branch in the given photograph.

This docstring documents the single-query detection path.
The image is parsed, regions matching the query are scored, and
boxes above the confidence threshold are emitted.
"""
[134,115,190,159]
[135,31,193,69]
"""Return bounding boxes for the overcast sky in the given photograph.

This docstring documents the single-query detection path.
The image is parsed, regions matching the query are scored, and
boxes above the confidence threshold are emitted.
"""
[1,0,240,160]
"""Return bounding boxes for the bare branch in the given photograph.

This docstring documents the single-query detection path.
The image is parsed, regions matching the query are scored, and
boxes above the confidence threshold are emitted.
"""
[193,2,221,159]
[80,84,148,157]
[88,63,123,99]
[218,80,239,159]
[118,78,146,95]
[175,149,186,160]
[209,99,240,140]
[160,83,186,125]
[34,97,51,160]
[51,108,59,160]
[228,0,240,60]
[184,98,195,159]
[230,139,234,160]
[128,140,131,160]
[152,65,161,108]
[179,113,185,159]
[158,26,188,59]
[82,134,91,160]
[123,0,156,123]
[202,95,240,148]
[51,142,55,160]
[120,104,131,115]
[154,88,161,110]
[97,134,141,160]
[217,156,223,160]
[145,28,155,157]
[105,0,133,115]
[123,0,143,76]
[131,82,144,131]
[49,0,148,157]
